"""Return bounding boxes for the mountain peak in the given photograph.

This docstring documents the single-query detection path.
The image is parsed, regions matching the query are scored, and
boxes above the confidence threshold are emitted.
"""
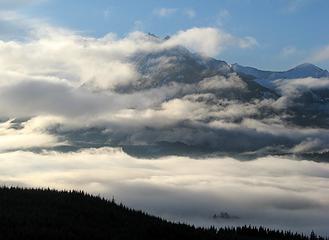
[293,63,323,71]
[286,62,329,78]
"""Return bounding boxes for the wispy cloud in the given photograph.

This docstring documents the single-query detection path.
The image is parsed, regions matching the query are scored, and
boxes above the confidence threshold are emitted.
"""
[310,44,329,62]
[282,0,312,13]
[216,9,230,26]
[280,46,297,57]
[183,8,196,19]
[0,0,46,9]
[153,8,177,17]
[132,20,143,31]
[103,8,110,19]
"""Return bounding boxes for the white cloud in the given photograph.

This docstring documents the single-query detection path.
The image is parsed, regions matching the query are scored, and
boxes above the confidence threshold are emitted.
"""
[153,8,177,17]
[0,117,64,152]
[163,28,257,56]
[275,77,329,97]
[292,138,328,153]
[164,28,226,56]
[0,13,259,95]
[0,25,142,90]
[0,12,325,157]
[198,73,247,91]
[109,98,210,129]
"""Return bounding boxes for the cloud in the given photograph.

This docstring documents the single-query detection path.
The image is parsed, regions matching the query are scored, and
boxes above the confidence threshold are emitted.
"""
[0,5,328,237]
[237,36,258,49]
[292,138,328,153]
[0,0,45,8]
[280,46,297,57]
[153,8,177,17]
[310,44,329,62]
[108,98,210,129]
[0,24,142,90]
[132,20,143,31]
[0,117,64,152]
[198,73,247,91]
[216,9,230,26]
[0,14,259,94]
[164,28,258,56]
[0,11,34,40]
[183,9,196,19]
[1,71,328,157]
[0,12,327,158]
[164,28,226,56]
[282,0,312,13]
[103,8,110,19]
[274,77,329,97]
[0,148,328,234]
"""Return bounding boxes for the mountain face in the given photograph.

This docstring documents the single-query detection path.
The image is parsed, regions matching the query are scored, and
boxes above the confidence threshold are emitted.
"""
[116,47,278,102]
[120,46,228,88]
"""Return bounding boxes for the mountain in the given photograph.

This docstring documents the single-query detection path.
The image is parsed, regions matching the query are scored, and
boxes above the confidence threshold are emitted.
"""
[115,46,278,102]
[0,187,324,240]
[232,63,329,89]
[63,45,329,159]
[232,63,329,116]
[121,46,232,90]
[127,48,328,102]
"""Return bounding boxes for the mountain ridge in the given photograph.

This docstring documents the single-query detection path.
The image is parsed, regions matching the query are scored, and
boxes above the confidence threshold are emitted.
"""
[232,62,329,89]
[38,45,329,160]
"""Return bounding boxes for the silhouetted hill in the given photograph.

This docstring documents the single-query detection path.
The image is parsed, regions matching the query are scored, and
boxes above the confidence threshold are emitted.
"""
[0,187,326,240]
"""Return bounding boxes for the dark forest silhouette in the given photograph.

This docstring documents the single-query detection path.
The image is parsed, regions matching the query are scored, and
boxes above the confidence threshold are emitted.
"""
[0,187,326,240]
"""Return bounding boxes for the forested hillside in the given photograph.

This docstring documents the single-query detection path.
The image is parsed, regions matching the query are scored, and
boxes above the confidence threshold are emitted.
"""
[0,187,326,240]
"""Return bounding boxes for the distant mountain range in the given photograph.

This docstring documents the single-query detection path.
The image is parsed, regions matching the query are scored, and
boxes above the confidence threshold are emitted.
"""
[232,63,329,89]
[53,44,329,160]
[125,45,329,122]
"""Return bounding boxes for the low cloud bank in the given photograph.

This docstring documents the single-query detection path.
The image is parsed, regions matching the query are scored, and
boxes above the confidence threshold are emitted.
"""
[0,148,328,235]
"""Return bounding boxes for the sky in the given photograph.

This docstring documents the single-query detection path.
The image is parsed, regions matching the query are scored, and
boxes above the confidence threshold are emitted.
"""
[1,0,329,236]
[1,0,329,70]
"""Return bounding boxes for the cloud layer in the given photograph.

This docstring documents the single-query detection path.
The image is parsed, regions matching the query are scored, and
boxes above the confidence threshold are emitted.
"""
[0,148,328,235]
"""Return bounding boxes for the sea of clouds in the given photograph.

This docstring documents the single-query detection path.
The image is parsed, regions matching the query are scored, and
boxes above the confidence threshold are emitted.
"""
[0,148,328,234]
[0,10,329,235]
